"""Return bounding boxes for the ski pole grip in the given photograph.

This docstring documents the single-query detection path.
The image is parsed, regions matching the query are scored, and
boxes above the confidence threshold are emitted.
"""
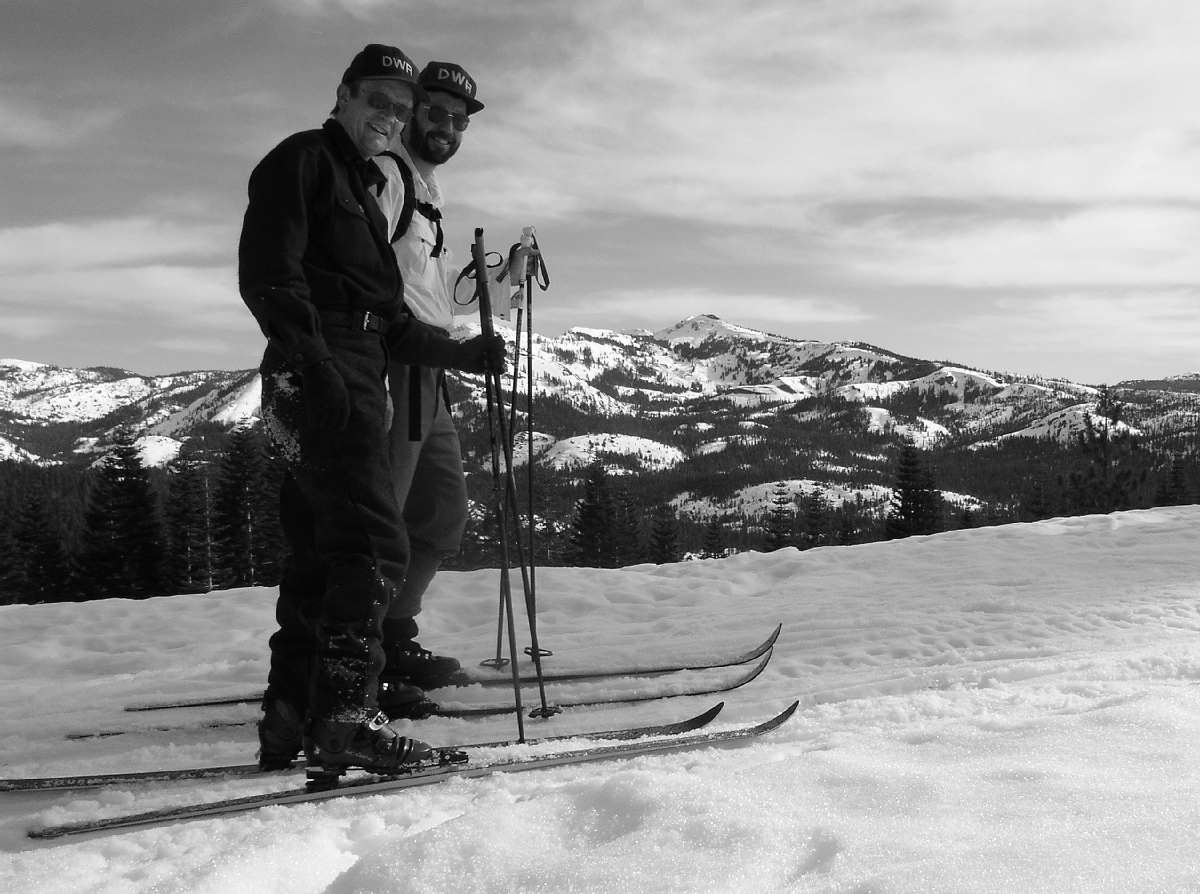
[472,228,495,338]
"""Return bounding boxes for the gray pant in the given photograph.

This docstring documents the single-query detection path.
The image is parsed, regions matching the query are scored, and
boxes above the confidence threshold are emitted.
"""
[386,363,469,620]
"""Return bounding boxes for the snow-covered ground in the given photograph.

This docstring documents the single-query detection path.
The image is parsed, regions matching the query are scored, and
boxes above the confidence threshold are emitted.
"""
[4,507,1200,892]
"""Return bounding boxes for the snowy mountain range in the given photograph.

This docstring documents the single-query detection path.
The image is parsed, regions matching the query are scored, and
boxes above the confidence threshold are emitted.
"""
[2,315,1198,513]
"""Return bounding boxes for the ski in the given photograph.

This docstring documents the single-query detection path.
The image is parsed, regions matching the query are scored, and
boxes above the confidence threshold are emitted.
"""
[439,649,772,718]
[70,648,772,739]
[6,703,725,792]
[29,702,798,840]
[68,650,774,740]
[121,624,783,712]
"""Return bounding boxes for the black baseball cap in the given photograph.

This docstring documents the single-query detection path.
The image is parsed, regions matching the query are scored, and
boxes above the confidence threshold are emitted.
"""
[342,44,430,102]
[418,61,484,114]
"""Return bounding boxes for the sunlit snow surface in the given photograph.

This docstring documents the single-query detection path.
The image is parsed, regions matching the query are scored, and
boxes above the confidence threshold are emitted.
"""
[4,507,1200,892]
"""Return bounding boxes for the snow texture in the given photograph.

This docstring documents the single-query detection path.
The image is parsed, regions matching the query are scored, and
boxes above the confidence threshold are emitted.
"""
[3,506,1200,892]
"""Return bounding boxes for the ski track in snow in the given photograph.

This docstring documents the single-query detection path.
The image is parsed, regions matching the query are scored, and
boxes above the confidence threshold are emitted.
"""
[2,506,1200,892]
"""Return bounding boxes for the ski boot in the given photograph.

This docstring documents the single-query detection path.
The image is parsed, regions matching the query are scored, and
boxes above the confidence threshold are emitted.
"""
[382,617,464,690]
[377,677,439,719]
[257,692,303,771]
[303,711,434,790]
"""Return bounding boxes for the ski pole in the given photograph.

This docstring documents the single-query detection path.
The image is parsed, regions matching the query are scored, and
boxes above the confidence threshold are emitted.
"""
[472,228,557,727]
[472,228,526,739]
[518,227,545,660]
[485,230,556,717]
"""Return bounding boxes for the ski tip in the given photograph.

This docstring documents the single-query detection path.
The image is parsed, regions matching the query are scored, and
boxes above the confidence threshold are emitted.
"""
[771,700,801,727]
[766,623,783,647]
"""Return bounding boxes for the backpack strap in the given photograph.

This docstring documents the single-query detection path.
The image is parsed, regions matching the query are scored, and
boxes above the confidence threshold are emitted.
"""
[378,151,444,257]
[378,151,416,244]
[414,200,444,257]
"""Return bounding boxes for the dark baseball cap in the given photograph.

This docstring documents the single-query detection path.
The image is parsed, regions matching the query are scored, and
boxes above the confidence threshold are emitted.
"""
[418,61,484,114]
[342,44,430,102]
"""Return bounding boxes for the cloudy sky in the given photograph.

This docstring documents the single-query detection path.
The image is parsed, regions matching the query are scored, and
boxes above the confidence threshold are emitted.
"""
[3,0,1199,383]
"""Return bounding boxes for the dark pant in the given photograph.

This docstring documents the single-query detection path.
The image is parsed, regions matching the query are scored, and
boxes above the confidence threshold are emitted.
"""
[260,327,409,723]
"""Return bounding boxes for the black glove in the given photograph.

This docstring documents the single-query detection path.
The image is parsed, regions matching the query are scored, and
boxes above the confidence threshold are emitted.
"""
[301,359,350,431]
[454,334,507,375]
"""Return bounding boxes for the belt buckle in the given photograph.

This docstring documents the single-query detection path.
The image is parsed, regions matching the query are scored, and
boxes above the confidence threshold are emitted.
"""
[360,311,375,331]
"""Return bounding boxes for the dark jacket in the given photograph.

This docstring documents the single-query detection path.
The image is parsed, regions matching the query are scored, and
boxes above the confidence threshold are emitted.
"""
[238,119,404,370]
[238,118,470,373]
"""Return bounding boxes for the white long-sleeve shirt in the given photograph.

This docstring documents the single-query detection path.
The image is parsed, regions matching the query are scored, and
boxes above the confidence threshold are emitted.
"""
[374,146,477,331]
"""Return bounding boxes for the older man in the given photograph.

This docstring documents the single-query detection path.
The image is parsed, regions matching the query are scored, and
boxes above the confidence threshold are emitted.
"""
[239,45,502,775]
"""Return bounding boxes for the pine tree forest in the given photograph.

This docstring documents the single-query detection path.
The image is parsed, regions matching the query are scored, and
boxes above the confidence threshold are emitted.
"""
[1,393,1198,603]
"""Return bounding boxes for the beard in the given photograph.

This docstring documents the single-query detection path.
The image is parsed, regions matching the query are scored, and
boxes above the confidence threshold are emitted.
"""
[406,118,460,165]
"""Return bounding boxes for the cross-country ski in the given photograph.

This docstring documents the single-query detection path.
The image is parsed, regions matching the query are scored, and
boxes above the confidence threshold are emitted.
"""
[27,703,799,840]
[120,624,782,713]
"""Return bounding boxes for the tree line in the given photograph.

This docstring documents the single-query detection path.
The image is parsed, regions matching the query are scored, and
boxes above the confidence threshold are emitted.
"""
[2,382,1196,601]
[0,426,285,605]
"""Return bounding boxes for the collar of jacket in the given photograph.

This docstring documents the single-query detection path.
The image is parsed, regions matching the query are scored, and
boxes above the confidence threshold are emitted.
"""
[322,118,386,193]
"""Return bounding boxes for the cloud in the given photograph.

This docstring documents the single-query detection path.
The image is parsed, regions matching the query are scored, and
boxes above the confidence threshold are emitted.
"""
[832,202,1200,288]
[4,0,1200,382]
[464,0,1200,235]
[0,99,122,150]
[936,289,1200,381]
[1,264,243,332]
[0,216,249,371]
[985,291,1200,351]
[0,217,230,272]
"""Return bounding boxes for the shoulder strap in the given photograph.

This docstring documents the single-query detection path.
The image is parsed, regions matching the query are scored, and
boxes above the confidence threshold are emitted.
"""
[378,150,416,244]
[414,200,444,257]
[379,151,445,257]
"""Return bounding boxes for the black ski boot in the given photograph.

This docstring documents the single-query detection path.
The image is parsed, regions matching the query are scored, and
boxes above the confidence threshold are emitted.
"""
[304,711,434,777]
[257,692,304,771]
[377,677,432,717]
[382,617,463,690]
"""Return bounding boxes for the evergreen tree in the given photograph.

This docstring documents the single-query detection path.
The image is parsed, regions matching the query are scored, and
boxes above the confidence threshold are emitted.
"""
[886,443,944,539]
[164,455,214,594]
[73,428,166,599]
[798,489,829,549]
[701,519,726,559]
[764,481,796,551]
[0,521,22,605]
[646,504,681,564]
[1064,387,1146,514]
[834,508,857,546]
[13,494,70,602]
[611,480,645,565]
[1019,473,1055,522]
[567,459,618,567]
[212,425,281,587]
[1155,454,1192,506]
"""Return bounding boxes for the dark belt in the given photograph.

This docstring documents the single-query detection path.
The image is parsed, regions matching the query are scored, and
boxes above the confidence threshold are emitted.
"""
[318,309,386,333]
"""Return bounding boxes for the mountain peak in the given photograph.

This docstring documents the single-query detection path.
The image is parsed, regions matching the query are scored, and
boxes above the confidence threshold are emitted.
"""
[653,315,774,346]
[1,358,48,372]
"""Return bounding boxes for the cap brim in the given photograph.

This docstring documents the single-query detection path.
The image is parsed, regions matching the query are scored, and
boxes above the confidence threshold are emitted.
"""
[419,85,484,115]
[358,75,430,104]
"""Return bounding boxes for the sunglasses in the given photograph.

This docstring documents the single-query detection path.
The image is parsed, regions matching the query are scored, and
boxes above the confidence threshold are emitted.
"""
[364,91,414,121]
[423,105,470,132]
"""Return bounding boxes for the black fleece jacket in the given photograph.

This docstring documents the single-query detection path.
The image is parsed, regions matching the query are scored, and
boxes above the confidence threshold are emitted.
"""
[238,118,461,372]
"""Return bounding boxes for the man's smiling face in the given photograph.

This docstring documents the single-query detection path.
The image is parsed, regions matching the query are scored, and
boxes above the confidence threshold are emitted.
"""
[405,91,468,166]
[336,77,415,158]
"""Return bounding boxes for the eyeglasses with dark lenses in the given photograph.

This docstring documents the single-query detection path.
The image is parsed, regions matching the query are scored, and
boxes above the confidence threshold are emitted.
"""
[365,92,414,121]
[423,105,470,132]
